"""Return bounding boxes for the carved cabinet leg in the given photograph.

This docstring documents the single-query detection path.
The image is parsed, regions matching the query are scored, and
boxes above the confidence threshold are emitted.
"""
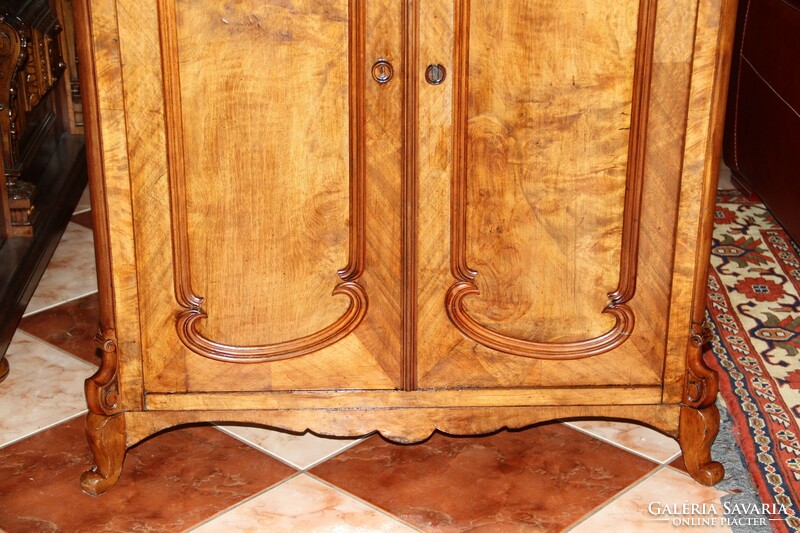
[81,412,127,496]
[0,357,8,383]
[679,404,725,486]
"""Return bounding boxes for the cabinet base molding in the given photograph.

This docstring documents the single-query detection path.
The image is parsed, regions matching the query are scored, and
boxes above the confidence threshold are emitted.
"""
[81,402,721,494]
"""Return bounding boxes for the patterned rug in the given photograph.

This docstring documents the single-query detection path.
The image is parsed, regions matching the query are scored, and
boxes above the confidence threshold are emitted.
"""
[706,189,800,532]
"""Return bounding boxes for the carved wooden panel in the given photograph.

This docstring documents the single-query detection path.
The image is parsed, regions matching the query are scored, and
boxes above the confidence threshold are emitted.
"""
[117,0,403,392]
[445,0,657,359]
[416,0,668,388]
[158,0,367,363]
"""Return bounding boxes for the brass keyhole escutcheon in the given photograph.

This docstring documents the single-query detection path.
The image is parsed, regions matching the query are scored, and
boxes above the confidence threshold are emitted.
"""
[372,59,393,84]
[425,64,446,85]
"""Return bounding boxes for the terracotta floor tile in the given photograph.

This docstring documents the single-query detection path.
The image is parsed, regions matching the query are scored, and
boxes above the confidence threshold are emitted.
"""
[0,418,297,532]
[195,474,415,532]
[71,211,93,230]
[670,455,689,474]
[19,293,101,366]
[312,424,658,532]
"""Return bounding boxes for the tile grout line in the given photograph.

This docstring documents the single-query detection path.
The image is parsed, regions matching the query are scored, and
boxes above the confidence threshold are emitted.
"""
[0,410,87,451]
[305,472,424,532]
[203,427,419,531]
[183,471,305,532]
[13,330,98,371]
[22,290,99,319]
[562,421,682,465]
[563,463,670,531]
[213,424,370,472]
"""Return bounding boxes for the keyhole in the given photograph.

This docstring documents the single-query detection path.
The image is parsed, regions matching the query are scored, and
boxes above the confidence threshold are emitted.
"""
[425,64,446,85]
[372,59,393,84]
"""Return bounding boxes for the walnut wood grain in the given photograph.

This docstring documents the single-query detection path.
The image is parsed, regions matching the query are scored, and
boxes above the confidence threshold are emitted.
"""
[663,0,740,402]
[81,413,126,496]
[402,0,419,390]
[679,404,725,486]
[157,0,368,364]
[445,0,657,360]
[76,0,736,493]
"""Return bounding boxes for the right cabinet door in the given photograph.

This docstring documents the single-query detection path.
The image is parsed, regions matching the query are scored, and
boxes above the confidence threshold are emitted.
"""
[416,0,690,390]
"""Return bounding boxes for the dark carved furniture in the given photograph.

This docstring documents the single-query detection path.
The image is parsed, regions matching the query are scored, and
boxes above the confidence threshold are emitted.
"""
[0,0,86,382]
[0,0,67,238]
[723,0,800,243]
[76,0,737,494]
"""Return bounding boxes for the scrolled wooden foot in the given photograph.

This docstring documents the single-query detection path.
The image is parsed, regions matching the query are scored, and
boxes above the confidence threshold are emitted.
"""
[81,412,127,496]
[679,404,724,486]
[0,357,8,383]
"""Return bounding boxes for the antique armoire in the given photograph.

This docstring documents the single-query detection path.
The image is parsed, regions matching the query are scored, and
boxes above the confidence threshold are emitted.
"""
[74,0,738,494]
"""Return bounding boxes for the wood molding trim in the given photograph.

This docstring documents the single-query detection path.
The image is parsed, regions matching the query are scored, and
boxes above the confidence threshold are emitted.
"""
[402,0,419,391]
[85,325,120,415]
[444,0,659,360]
[74,0,120,409]
[156,0,369,363]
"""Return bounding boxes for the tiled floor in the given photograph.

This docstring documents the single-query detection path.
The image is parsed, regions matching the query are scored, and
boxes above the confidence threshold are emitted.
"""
[0,191,740,532]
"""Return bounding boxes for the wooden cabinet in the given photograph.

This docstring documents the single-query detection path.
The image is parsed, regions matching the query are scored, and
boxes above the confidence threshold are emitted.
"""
[75,0,738,494]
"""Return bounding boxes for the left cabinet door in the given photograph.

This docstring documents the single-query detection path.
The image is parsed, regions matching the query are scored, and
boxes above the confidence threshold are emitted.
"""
[112,0,404,392]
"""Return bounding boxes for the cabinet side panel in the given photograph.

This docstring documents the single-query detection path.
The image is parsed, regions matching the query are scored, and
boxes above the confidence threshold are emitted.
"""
[664,0,739,403]
[76,0,143,409]
[630,0,698,384]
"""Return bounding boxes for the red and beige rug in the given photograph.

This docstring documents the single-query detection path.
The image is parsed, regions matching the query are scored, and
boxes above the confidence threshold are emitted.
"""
[706,189,800,531]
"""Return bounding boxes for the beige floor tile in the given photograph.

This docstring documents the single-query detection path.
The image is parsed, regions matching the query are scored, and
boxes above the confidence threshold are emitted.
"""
[565,420,681,463]
[0,331,93,447]
[570,468,734,532]
[193,474,415,532]
[217,424,362,470]
[24,223,97,316]
[718,163,734,190]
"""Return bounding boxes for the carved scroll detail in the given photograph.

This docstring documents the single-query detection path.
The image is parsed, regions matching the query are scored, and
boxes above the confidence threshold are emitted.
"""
[177,282,367,363]
[445,0,658,359]
[683,321,719,409]
[85,325,120,416]
[157,0,367,363]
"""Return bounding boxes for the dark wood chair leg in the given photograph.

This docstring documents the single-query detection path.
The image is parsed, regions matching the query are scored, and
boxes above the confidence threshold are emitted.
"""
[0,357,8,383]
[679,404,725,486]
[81,412,127,496]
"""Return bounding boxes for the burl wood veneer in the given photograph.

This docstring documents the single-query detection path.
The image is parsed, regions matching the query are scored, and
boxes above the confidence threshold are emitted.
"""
[75,0,738,494]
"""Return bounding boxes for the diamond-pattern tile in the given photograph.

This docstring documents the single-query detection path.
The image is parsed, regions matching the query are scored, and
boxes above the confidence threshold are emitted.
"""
[194,474,416,532]
[23,223,97,316]
[311,425,659,532]
[565,420,681,463]
[19,293,101,366]
[0,418,297,532]
[569,467,732,532]
[0,331,93,447]
[217,424,362,470]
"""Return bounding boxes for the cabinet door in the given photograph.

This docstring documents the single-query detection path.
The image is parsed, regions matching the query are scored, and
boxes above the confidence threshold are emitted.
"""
[118,0,404,392]
[417,0,689,389]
